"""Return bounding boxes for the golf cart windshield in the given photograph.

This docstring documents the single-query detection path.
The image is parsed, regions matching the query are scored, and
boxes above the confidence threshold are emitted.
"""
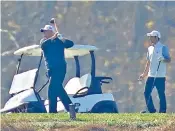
[10,44,98,95]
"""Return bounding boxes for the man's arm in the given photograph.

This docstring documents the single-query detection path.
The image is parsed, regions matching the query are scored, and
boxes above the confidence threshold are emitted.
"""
[139,60,150,80]
[59,36,74,48]
[50,33,74,48]
[50,18,59,33]
[50,18,74,48]
[143,60,150,76]
[50,32,59,40]
[139,51,150,80]
[162,46,171,63]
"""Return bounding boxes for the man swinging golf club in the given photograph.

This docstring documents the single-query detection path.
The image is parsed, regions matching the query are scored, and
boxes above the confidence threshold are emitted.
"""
[40,18,74,113]
[139,30,171,113]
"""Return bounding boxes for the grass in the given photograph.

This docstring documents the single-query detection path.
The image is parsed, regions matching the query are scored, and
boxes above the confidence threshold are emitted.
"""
[1,113,175,131]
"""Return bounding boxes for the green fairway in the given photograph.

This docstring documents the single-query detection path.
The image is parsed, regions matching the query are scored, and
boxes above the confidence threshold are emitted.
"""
[1,113,175,131]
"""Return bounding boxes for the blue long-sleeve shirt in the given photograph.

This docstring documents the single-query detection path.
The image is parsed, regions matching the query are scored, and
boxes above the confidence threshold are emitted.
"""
[40,34,74,70]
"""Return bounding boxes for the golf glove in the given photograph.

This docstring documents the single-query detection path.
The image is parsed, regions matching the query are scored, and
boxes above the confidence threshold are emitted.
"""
[57,34,63,39]
[158,56,165,62]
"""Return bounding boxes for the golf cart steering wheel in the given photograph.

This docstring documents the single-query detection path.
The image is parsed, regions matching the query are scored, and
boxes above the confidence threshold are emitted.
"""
[96,77,113,85]
[73,87,89,98]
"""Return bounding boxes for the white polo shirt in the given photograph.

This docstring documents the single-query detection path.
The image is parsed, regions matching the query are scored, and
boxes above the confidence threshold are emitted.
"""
[147,42,170,78]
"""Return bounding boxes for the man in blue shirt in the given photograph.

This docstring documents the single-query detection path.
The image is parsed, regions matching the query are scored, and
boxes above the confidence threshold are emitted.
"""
[40,22,74,113]
[139,30,171,113]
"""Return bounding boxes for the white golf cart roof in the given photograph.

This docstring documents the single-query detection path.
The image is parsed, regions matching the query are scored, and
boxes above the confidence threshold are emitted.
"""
[14,44,98,58]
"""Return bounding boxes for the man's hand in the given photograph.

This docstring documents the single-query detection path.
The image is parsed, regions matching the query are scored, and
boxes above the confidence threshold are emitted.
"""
[50,18,55,24]
[138,60,150,81]
[50,32,59,40]
[138,73,147,81]
[158,56,165,62]
[50,18,59,33]
[158,56,171,63]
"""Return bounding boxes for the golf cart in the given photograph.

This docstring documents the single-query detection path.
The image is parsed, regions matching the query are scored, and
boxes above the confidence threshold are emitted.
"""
[0,44,118,113]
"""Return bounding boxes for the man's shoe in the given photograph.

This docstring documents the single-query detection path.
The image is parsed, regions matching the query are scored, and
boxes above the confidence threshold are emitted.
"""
[140,110,156,113]
[159,111,166,113]
[140,110,147,113]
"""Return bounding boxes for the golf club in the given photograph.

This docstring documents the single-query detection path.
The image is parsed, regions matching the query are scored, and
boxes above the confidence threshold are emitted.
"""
[50,18,59,33]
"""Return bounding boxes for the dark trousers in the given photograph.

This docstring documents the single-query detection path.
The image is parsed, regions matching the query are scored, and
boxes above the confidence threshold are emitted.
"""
[144,77,166,113]
[48,67,72,113]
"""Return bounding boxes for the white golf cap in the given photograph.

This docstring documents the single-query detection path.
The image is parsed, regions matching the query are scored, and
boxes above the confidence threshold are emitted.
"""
[40,25,54,32]
[147,30,161,38]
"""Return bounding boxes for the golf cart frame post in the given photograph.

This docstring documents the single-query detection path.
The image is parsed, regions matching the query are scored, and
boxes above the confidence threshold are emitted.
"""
[16,54,23,74]
[33,53,43,88]
[74,51,96,78]
[74,56,80,77]
[90,51,96,79]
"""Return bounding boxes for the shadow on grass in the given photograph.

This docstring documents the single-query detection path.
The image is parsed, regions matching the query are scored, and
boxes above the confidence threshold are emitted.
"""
[1,121,36,131]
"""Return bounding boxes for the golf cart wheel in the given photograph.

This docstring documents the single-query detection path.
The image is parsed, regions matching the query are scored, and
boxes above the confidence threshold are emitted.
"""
[13,104,28,113]
[97,107,115,113]
[91,101,119,113]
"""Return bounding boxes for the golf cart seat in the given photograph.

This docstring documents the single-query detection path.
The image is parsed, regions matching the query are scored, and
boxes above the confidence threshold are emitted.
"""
[87,76,113,95]
[9,69,38,95]
[64,73,91,96]
[80,73,91,88]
